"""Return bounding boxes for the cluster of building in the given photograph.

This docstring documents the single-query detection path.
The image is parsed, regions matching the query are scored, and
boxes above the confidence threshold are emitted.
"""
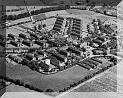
[92,6,117,17]
[7,32,42,48]
[6,15,118,74]
[7,55,22,64]
[52,17,64,33]
[77,57,103,70]
[86,18,117,56]
[69,18,82,39]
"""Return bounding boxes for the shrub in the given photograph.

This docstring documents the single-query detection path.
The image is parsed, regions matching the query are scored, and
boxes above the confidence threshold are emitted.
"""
[46,88,54,92]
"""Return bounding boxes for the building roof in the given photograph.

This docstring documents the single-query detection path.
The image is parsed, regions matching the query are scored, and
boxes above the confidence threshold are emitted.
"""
[36,50,45,55]
[32,13,46,21]
[38,61,49,70]
[50,56,59,67]
[8,33,15,39]
[50,51,67,62]
[59,50,70,56]
[34,40,44,46]
[72,26,81,31]
[10,40,19,47]
[53,24,62,28]
[72,29,81,34]
[53,27,61,32]
[70,32,80,38]
[19,33,27,39]
[67,47,82,55]
[30,33,38,39]
[25,54,33,60]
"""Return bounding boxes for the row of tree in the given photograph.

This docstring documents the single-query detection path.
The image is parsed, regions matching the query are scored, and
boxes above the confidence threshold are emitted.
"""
[0,75,58,93]
[6,8,24,12]
[0,76,43,92]
[3,5,70,21]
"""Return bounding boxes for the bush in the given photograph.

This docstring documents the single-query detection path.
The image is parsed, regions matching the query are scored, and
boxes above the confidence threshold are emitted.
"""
[24,84,31,88]
[46,89,54,92]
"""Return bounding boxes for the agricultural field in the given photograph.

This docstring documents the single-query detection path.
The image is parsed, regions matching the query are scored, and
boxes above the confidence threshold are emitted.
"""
[6,64,94,92]
[74,66,117,92]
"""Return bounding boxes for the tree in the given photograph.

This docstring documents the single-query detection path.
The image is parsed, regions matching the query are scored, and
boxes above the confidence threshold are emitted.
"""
[86,0,90,3]
[43,24,46,28]
[46,89,54,92]
[14,80,21,85]
[103,3,107,8]
[90,1,95,9]
[24,84,31,88]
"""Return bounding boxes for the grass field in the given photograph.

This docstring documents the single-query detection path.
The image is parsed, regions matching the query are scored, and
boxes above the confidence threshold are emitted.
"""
[74,66,117,92]
[6,64,92,91]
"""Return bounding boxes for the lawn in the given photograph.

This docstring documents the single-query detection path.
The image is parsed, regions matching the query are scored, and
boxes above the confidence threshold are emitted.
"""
[6,62,100,92]
[75,66,117,92]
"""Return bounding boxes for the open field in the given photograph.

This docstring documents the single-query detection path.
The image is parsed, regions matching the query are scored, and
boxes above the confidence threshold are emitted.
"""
[6,64,96,91]
[7,9,117,32]
[75,66,117,92]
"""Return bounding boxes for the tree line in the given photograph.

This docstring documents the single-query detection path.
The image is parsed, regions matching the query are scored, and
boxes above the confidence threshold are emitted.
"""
[2,5,70,21]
